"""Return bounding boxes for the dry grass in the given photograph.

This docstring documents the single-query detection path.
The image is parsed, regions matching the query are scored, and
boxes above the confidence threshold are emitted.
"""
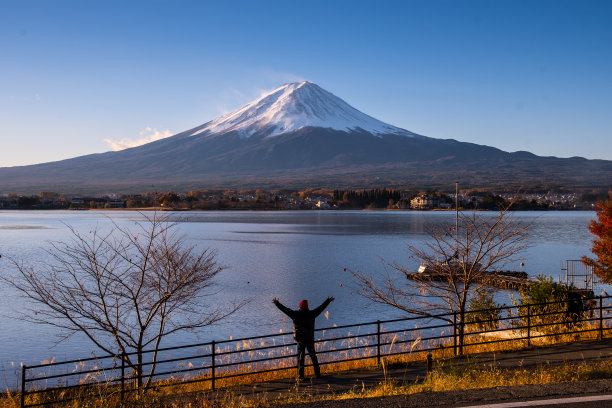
[168,358,612,407]
[2,321,610,408]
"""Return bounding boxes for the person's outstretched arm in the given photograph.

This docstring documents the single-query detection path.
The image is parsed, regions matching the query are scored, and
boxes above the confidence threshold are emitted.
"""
[272,298,296,318]
[312,297,334,317]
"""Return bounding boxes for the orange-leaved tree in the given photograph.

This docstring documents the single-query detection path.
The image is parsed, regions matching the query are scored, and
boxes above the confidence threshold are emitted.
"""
[583,193,612,283]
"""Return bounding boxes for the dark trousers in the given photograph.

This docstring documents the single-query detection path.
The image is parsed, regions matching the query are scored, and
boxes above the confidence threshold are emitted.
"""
[297,341,320,378]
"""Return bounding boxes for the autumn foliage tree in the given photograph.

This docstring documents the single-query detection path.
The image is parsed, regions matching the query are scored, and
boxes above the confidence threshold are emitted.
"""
[583,193,612,283]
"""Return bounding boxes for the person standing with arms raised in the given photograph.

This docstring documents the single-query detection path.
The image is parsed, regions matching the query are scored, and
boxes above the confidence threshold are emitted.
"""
[272,296,334,380]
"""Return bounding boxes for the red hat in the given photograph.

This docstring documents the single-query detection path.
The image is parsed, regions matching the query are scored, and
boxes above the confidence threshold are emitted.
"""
[299,299,309,310]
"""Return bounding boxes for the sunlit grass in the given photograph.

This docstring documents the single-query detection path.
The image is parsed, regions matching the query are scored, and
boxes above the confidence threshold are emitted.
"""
[2,320,610,407]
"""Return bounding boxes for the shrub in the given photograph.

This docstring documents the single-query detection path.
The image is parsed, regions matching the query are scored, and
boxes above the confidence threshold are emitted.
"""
[517,275,586,333]
[466,293,501,332]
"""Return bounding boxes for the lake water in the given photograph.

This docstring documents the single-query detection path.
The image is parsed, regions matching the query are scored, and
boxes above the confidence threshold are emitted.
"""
[0,210,598,380]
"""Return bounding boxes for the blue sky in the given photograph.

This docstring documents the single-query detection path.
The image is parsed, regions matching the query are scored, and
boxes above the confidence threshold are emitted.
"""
[1,0,611,167]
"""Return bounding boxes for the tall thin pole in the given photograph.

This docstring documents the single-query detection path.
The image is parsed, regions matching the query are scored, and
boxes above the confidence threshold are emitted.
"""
[455,182,459,254]
[453,312,457,356]
[376,320,381,366]
[21,364,26,408]
[211,340,216,390]
[527,305,531,347]
[600,296,604,340]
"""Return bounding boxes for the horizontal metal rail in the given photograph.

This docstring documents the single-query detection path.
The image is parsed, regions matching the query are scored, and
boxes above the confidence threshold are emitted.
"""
[21,294,611,407]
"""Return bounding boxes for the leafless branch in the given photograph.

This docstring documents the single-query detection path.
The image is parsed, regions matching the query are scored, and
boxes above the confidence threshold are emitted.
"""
[351,206,531,354]
[4,211,246,389]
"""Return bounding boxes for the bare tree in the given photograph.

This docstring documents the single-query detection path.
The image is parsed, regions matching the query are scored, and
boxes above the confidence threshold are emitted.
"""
[352,207,530,354]
[6,212,245,389]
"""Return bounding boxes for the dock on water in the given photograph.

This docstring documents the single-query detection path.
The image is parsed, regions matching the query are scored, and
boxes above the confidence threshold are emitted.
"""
[406,269,532,291]
[406,267,596,297]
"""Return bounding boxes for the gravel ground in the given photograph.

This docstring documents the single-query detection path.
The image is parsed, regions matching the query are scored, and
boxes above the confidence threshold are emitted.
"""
[276,379,612,407]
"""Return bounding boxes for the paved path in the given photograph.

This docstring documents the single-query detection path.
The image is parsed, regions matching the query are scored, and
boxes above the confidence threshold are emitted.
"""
[280,380,612,408]
[185,338,612,407]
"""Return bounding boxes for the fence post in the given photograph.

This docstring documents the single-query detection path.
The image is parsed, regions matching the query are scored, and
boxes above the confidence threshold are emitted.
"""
[527,305,531,347]
[453,313,457,356]
[376,320,381,366]
[20,364,26,408]
[120,352,125,407]
[426,351,432,375]
[599,296,604,340]
[211,340,216,391]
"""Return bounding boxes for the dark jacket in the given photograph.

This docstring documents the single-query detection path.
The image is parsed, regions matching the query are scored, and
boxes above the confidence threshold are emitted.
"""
[274,298,332,344]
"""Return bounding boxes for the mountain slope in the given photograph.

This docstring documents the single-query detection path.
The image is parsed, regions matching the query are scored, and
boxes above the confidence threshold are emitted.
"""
[187,81,416,138]
[1,82,610,193]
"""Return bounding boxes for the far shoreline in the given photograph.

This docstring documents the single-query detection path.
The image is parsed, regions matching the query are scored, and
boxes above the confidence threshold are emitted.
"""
[0,207,596,212]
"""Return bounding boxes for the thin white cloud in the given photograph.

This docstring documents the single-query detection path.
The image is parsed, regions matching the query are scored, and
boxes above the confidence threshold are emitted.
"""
[104,127,173,151]
[260,68,306,85]
[255,71,308,99]
[213,73,307,115]
[215,87,249,115]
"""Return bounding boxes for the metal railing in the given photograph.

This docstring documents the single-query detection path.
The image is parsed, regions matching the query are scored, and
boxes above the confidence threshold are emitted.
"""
[562,259,596,291]
[20,295,612,407]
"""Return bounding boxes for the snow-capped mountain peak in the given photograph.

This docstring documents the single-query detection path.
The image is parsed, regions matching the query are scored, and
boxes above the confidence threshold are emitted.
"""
[191,81,415,138]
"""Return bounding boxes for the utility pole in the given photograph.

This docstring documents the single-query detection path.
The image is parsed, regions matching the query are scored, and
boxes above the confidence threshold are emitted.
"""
[455,181,459,253]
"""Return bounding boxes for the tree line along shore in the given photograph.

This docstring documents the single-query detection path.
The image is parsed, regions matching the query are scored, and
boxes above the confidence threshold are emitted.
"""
[0,187,608,211]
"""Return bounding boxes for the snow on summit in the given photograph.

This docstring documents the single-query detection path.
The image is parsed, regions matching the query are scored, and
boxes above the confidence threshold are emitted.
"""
[191,81,415,138]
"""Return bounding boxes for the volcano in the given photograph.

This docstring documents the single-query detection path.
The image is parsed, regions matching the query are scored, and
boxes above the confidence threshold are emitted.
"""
[1,81,610,193]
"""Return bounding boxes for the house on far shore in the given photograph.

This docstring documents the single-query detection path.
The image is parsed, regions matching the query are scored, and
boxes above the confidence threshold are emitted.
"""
[107,200,125,208]
[316,200,330,209]
[410,195,438,210]
[70,197,125,208]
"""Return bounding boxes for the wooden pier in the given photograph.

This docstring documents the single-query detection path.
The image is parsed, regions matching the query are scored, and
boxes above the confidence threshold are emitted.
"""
[406,269,532,291]
[407,268,595,296]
